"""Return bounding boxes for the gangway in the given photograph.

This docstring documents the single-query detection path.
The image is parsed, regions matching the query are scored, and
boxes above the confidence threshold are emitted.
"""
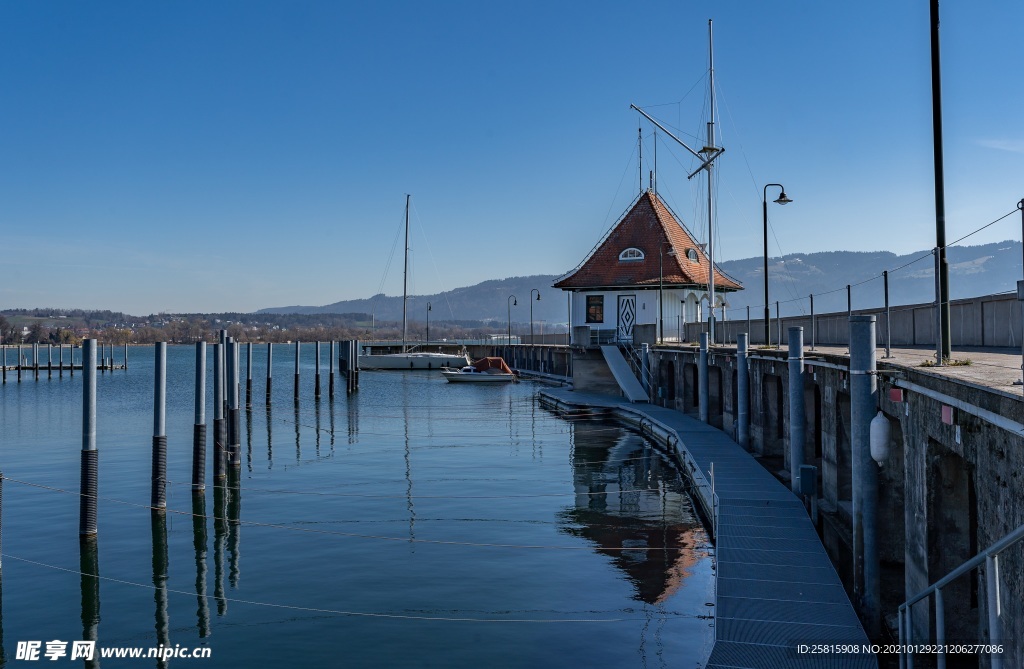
[599,345,648,402]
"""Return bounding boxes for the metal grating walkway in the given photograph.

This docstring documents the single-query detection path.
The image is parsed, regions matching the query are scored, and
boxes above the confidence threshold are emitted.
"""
[540,388,877,669]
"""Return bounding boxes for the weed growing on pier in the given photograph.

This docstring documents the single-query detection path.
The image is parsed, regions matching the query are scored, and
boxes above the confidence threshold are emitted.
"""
[919,357,973,367]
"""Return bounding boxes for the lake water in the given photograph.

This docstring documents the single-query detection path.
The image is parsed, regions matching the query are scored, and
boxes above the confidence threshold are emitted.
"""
[0,345,714,668]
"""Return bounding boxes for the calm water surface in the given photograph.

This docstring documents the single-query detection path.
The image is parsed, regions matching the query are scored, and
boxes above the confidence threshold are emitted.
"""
[0,345,714,668]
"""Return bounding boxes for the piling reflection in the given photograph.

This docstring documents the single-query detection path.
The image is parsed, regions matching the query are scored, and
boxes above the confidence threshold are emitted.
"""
[150,512,169,668]
[314,400,322,457]
[192,491,210,638]
[0,568,5,668]
[79,536,101,669]
[293,403,301,463]
[347,392,359,444]
[265,405,273,470]
[328,394,335,450]
[559,421,704,605]
[0,567,5,668]
[213,482,227,616]
[226,468,241,589]
[246,405,253,473]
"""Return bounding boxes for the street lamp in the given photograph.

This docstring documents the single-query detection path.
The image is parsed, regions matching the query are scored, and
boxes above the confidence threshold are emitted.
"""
[426,302,431,343]
[762,184,792,347]
[530,289,541,342]
[659,243,677,344]
[507,295,518,346]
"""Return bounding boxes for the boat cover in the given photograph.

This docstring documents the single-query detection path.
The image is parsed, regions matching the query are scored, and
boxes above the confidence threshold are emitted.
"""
[472,357,515,375]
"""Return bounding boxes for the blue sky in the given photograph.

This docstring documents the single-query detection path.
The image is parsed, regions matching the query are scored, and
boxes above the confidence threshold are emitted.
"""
[1,1,1021,314]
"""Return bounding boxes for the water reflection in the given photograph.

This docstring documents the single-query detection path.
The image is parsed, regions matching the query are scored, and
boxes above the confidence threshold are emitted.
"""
[213,483,227,616]
[559,421,703,605]
[347,392,359,444]
[227,469,242,589]
[293,403,301,463]
[79,537,101,669]
[314,400,322,457]
[265,405,273,470]
[192,491,211,638]
[150,512,169,668]
[0,568,5,668]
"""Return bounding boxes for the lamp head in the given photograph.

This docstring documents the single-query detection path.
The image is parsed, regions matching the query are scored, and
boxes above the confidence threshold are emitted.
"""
[535,293,541,301]
[513,298,517,306]
[774,191,793,205]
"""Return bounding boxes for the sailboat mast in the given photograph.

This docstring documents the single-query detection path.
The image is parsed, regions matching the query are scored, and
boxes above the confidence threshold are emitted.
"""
[706,19,717,344]
[402,194,410,353]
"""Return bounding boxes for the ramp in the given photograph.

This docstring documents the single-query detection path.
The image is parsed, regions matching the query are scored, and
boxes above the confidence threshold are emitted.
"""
[599,345,649,402]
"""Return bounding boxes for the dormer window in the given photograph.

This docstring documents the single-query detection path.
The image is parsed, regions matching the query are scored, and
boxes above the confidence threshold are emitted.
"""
[686,248,700,263]
[618,247,645,261]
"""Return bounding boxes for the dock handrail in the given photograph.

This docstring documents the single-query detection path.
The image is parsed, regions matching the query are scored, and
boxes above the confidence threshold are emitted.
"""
[897,521,1024,669]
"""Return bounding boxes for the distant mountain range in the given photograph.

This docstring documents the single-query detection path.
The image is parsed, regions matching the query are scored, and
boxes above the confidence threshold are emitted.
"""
[259,241,1023,322]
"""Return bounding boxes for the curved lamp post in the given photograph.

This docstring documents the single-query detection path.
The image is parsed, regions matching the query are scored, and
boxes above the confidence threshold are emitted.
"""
[507,295,518,346]
[426,302,431,343]
[762,184,792,346]
[659,243,677,344]
[530,289,541,342]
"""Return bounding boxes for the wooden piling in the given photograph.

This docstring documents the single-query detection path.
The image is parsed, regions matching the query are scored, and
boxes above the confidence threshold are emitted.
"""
[48,344,52,378]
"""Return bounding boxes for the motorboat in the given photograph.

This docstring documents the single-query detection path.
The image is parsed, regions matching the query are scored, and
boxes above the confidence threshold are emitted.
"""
[441,357,517,383]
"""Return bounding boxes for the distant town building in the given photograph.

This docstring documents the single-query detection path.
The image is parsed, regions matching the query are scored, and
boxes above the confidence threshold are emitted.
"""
[553,190,742,342]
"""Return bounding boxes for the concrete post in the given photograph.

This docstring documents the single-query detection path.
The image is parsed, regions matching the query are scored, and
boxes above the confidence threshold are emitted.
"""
[80,339,98,535]
[788,327,806,493]
[699,333,709,423]
[883,271,892,358]
[850,315,879,638]
[737,333,749,448]
[193,342,207,491]
[151,342,167,510]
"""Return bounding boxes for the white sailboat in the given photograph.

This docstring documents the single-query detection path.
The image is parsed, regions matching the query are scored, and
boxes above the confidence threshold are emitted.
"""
[359,195,471,371]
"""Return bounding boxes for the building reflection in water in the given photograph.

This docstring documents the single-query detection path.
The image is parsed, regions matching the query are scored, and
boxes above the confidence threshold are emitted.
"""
[79,536,100,669]
[559,420,705,605]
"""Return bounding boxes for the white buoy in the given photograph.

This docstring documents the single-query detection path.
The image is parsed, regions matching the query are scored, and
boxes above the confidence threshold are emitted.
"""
[869,410,891,466]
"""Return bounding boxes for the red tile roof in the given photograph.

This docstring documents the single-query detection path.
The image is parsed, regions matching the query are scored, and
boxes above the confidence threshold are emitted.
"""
[553,190,743,291]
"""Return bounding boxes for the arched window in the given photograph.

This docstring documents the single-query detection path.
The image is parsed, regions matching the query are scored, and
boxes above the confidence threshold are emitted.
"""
[686,248,700,263]
[618,247,645,261]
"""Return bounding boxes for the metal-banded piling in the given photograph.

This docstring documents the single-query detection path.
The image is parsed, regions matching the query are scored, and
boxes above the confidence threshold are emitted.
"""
[229,341,241,467]
[193,342,207,491]
[151,342,167,510]
[80,339,98,536]
[213,343,226,481]
[294,341,301,403]
[245,343,253,410]
[698,333,709,423]
[329,341,335,398]
[265,343,273,405]
[314,341,321,400]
